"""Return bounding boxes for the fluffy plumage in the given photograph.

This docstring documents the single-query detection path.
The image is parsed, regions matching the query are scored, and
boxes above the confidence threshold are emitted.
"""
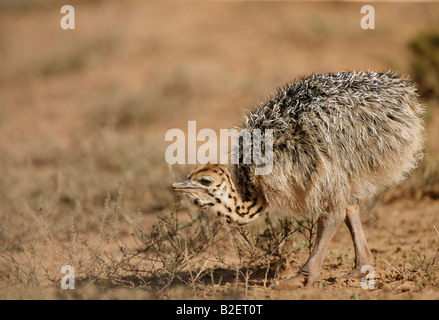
[234,71,424,219]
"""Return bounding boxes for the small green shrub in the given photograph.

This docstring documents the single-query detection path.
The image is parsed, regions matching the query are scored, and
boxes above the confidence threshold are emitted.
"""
[409,30,439,99]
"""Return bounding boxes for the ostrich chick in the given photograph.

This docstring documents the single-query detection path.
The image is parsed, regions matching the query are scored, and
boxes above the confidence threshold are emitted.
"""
[172,71,425,289]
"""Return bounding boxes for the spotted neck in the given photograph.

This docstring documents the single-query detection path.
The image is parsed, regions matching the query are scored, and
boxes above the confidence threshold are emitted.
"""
[202,170,267,225]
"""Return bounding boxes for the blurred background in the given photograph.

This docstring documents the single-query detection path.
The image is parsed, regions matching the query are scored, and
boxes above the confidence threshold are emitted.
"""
[0,0,439,298]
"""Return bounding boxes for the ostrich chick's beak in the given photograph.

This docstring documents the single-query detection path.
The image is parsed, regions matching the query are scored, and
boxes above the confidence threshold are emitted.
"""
[172,179,204,194]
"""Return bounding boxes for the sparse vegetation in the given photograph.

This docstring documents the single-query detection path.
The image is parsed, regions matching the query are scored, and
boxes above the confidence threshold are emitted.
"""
[0,182,318,298]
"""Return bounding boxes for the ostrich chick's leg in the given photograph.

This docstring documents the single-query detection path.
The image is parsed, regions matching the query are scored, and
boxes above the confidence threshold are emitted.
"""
[343,203,374,278]
[272,214,344,289]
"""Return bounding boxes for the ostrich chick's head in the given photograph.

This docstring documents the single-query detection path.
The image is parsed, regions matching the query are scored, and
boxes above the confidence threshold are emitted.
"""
[172,164,266,225]
[172,164,228,207]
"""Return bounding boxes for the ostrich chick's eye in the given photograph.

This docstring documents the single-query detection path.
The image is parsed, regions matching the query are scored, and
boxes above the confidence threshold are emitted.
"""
[198,176,213,186]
